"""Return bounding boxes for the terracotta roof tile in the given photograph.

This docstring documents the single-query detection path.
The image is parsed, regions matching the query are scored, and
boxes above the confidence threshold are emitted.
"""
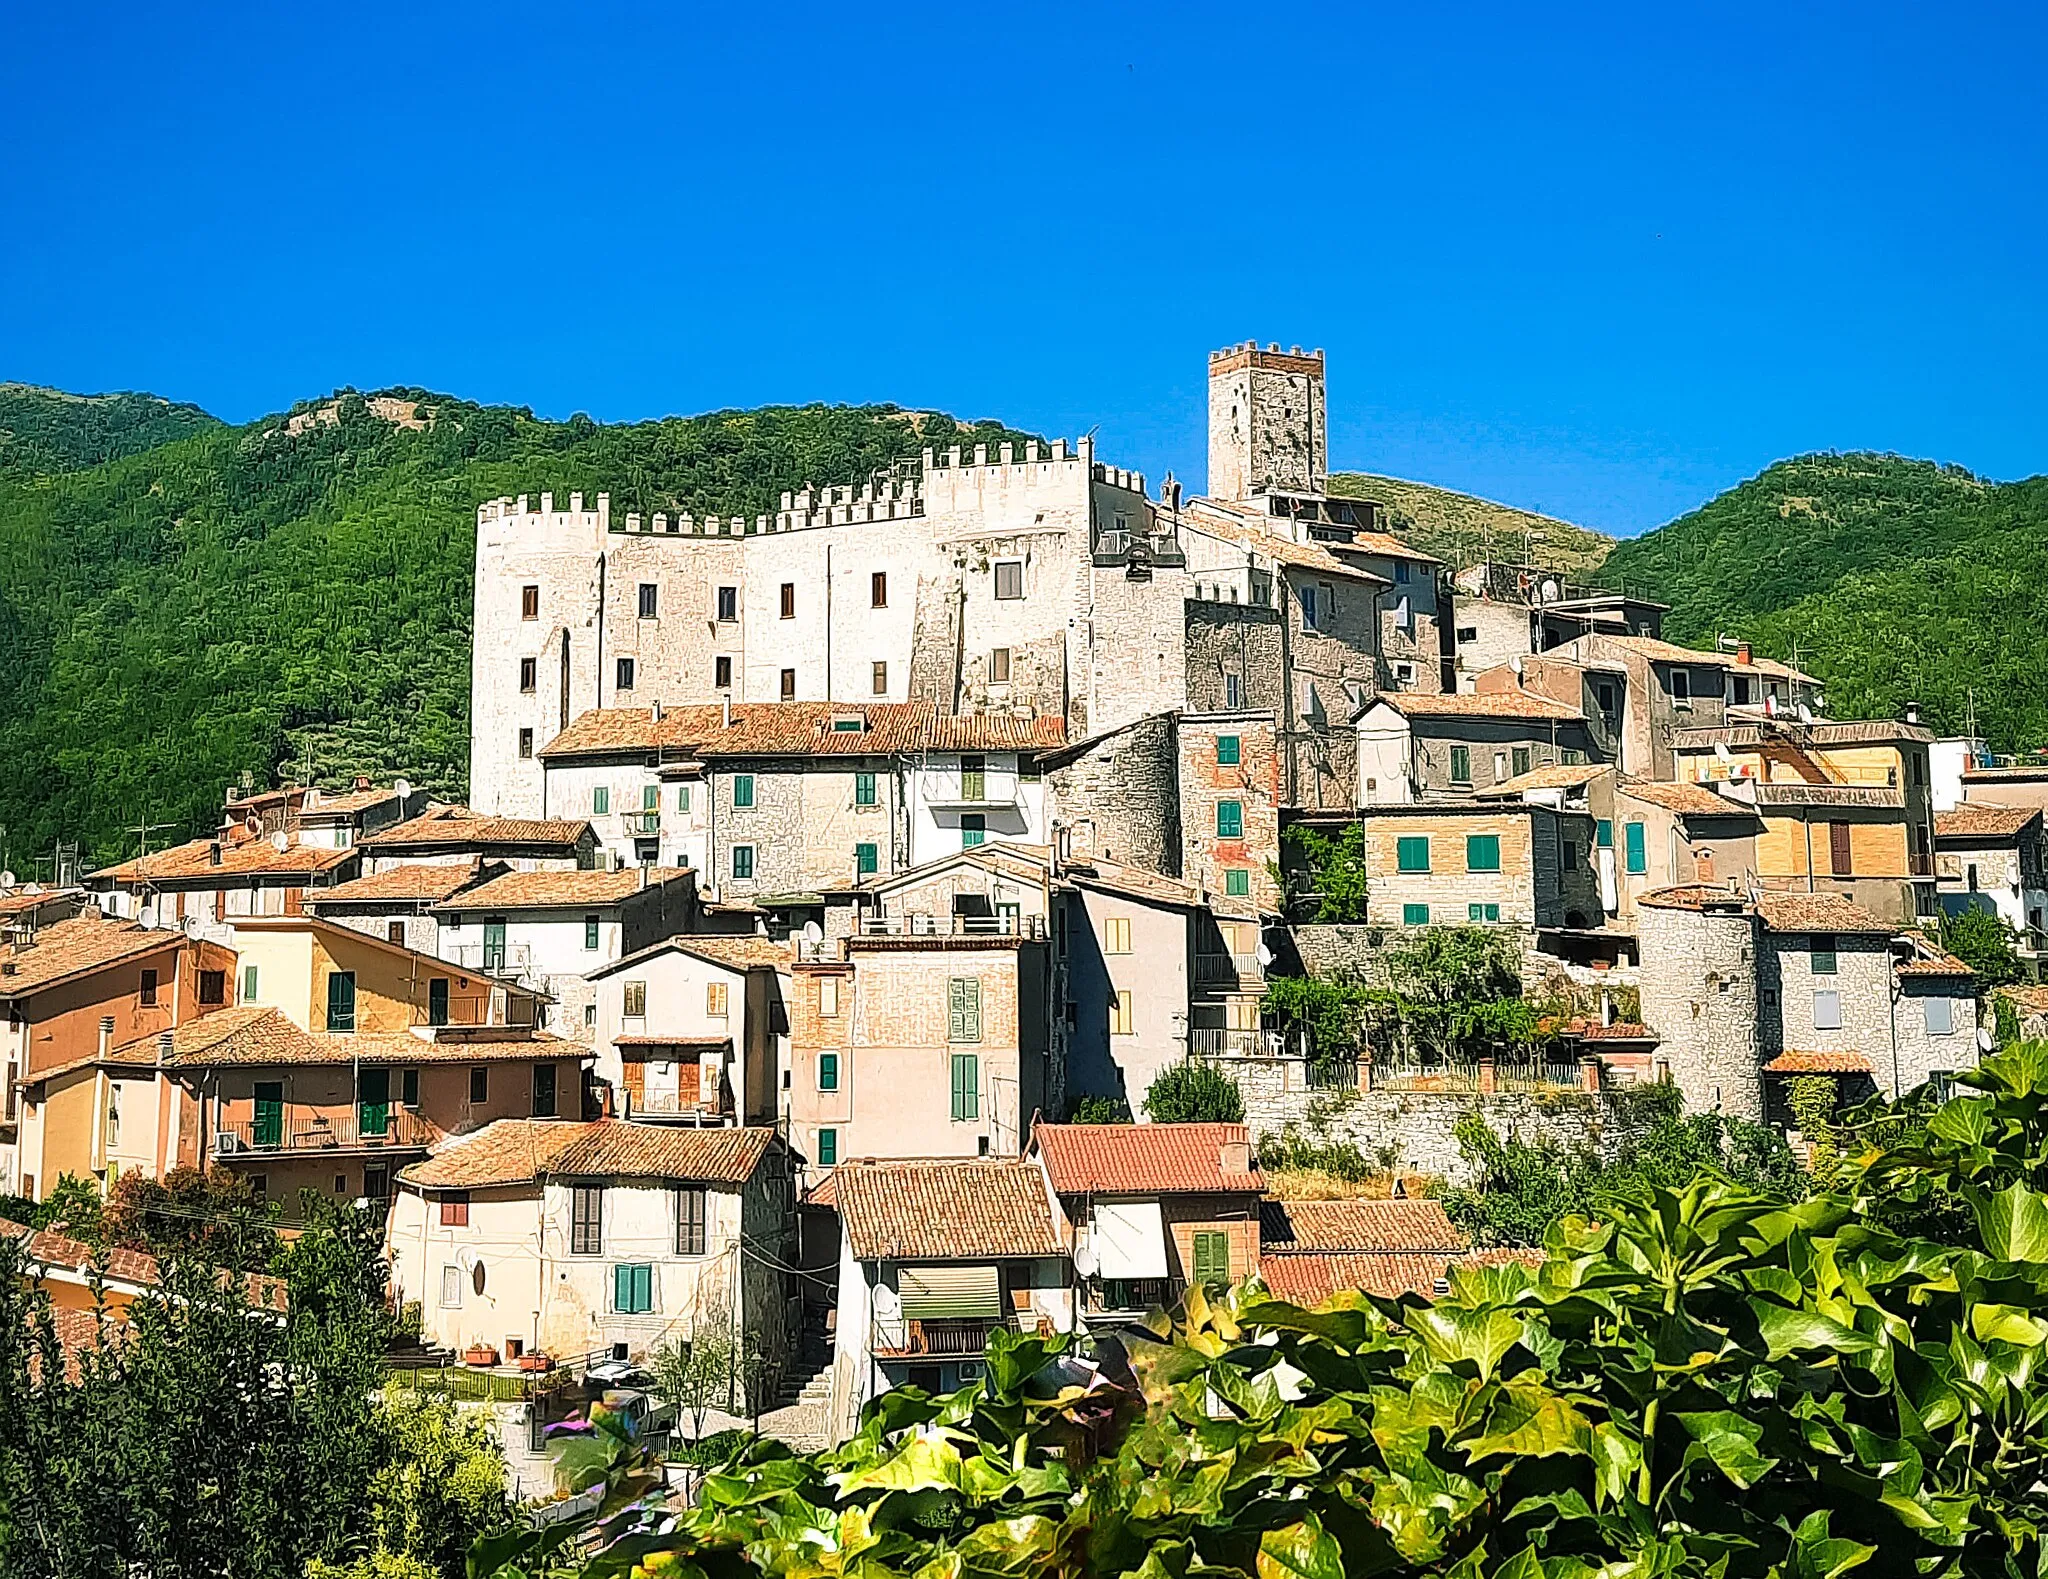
[1064,859,1203,910]
[591,934,793,979]
[1181,500,1395,585]
[1894,944,1974,978]
[358,807,594,854]
[1636,884,1751,912]
[1482,763,1608,796]
[1568,1018,1658,1043]
[835,1158,1063,1261]
[434,867,691,911]
[1593,634,1816,684]
[0,916,182,996]
[1620,778,1756,817]
[540,702,1066,762]
[0,889,84,921]
[1034,1122,1263,1195]
[1764,1050,1875,1074]
[1,1218,288,1312]
[310,864,489,904]
[1936,803,2042,841]
[296,786,405,817]
[1257,1251,1459,1302]
[1257,1198,1462,1253]
[1370,691,1584,722]
[92,835,357,885]
[1752,892,1894,934]
[79,1013,577,1072]
[399,1119,774,1189]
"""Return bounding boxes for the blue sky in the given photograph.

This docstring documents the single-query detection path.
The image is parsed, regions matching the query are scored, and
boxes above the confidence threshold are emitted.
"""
[4,2,2042,534]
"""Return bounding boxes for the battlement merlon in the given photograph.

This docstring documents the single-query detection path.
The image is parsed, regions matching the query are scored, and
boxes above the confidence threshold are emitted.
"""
[1208,340,1325,379]
[477,491,612,532]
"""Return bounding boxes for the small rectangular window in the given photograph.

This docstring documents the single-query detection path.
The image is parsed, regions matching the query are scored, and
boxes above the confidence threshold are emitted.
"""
[871,571,888,608]
[1624,821,1647,875]
[947,977,983,1044]
[1810,936,1837,975]
[571,1185,604,1255]
[994,560,1024,600]
[1217,800,1244,839]
[855,772,877,807]
[1397,837,1430,873]
[1512,746,1532,777]
[531,1063,557,1118]
[1298,586,1318,628]
[819,1050,840,1090]
[1449,746,1472,784]
[1225,674,1244,708]
[1670,669,1692,703]
[622,980,647,1017]
[1104,916,1132,954]
[1225,868,1250,897]
[855,842,878,876]
[583,915,600,951]
[1403,903,1430,926]
[780,668,796,701]
[990,647,1011,684]
[779,582,796,619]
[469,1066,488,1104]
[817,1127,838,1166]
[440,1265,463,1307]
[616,657,635,691]
[732,845,754,879]
[951,1051,981,1119]
[676,1188,708,1256]
[707,982,728,1017]
[872,661,887,695]
[1109,991,1134,1037]
[642,783,658,812]
[1192,1230,1232,1288]
[429,978,449,1027]
[819,976,840,1018]
[518,728,534,759]
[592,786,610,815]
[716,586,738,622]
[677,784,692,814]
[1210,734,1242,769]
[1466,834,1501,872]
[961,814,986,849]
[714,656,732,689]
[732,774,754,809]
[637,582,658,619]
[198,970,226,1006]
[401,1068,420,1109]
[1596,819,1613,849]
[324,971,356,1033]
[242,964,259,1002]
[521,585,540,620]
[1813,991,1843,1031]
[440,1191,470,1228]
[613,1262,654,1313]
[519,657,536,693]
[140,968,159,1007]
[1925,995,1955,1035]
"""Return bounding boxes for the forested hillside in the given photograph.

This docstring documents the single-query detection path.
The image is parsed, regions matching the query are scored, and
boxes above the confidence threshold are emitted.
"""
[0,392,1033,868]
[1599,453,2048,752]
[1330,470,1612,572]
[0,383,219,478]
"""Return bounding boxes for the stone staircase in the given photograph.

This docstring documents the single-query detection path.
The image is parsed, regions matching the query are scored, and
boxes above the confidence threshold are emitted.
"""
[758,1312,834,1453]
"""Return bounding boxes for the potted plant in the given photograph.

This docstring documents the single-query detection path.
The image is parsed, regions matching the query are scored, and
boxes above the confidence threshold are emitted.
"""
[463,1343,501,1368]
[518,1349,554,1373]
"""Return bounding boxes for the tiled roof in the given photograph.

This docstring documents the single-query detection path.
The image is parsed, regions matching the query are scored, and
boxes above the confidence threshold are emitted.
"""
[1594,635,1815,684]
[590,933,793,979]
[1370,691,1584,722]
[1063,859,1203,910]
[0,916,182,996]
[1673,719,1930,749]
[1937,803,2042,841]
[399,1119,775,1189]
[866,845,1054,894]
[110,1005,313,1069]
[834,1158,1064,1261]
[1482,763,1608,795]
[82,1013,577,1071]
[1620,778,1755,817]
[1894,943,1974,978]
[1637,884,1750,912]
[1180,500,1394,585]
[1258,1250,1462,1303]
[1764,1050,1875,1074]
[1567,1018,1657,1043]
[91,835,356,884]
[1034,1122,1263,1195]
[540,703,1066,762]
[359,807,594,853]
[1,1218,289,1312]
[296,786,405,817]
[0,888,83,920]
[434,868,691,911]
[310,864,488,904]
[1752,892,1894,934]
[1257,1198,1462,1253]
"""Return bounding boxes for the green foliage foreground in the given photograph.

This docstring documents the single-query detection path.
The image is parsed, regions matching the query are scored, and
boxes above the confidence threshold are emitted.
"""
[499,1047,2048,1579]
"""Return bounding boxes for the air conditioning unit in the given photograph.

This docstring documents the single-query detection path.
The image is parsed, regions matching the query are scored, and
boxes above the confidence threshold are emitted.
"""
[215,1132,245,1155]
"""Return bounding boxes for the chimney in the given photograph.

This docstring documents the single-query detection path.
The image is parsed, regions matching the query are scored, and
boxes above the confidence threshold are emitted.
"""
[354,774,371,791]
[1735,641,1753,665]
[1906,700,1922,725]
[208,841,224,867]
[157,1030,174,1066]
[97,1016,114,1059]
[651,699,663,723]
[1219,1138,1251,1176]
[722,697,732,729]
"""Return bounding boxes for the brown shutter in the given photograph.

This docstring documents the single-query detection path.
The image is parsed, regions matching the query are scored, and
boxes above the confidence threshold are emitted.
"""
[1829,821,1853,877]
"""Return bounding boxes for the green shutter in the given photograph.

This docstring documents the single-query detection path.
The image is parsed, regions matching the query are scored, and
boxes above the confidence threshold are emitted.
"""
[950,1052,979,1121]
[1403,903,1430,926]
[1485,904,1500,922]
[948,978,982,1044]
[1217,801,1243,838]
[817,1128,837,1166]
[242,964,259,1002]
[1225,869,1250,897]
[1397,836,1430,873]
[1596,819,1613,849]
[819,1052,839,1091]
[614,1263,630,1310]
[643,784,659,811]
[593,787,610,815]
[855,842,878,876]
[1466,834,1501,872]
[325,971,356,1033]
[1192,1231,1230,1286]
[1216,735,1241,766]
[1624,821,1647,874]
[1450,746,1471,783]
[733,774,754,808]
[855,772,877,806]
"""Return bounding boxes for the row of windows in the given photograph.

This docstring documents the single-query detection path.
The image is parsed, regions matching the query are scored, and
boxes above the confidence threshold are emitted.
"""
[620,980,731,1018]
[1395,835,1503,873]
[559,1184,711,1258]
[520,562,1030,629]
[1399,903,1503,925]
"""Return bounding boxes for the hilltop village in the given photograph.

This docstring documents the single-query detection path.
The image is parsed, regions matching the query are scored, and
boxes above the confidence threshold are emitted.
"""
[4,342,2039,1451]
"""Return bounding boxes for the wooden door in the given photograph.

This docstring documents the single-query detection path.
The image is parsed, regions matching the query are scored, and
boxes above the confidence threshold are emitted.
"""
[252,1082,284,1148]
[1829,821,1853,877]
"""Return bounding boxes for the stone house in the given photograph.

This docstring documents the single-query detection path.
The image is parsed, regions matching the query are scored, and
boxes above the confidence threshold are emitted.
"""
[356,806,599,877]
[1058,861,1199,1118]
[1673,718,1939,923]
[586,935,791,1129]
[1446,562,1667,692]
[385,1120,791,1380]
[305,860,505,957]
[87,833,361,943]
[1934,802,2048,952]
[825,1157,1070,1440]
[1177,711,1284,915]
[1041,713,1183,878]
[1030,1120,1264,1323]
[1355,692,1600,806]
[1339,802,1604,932]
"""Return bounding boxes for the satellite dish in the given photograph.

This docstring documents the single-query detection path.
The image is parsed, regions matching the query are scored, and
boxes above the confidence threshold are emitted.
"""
[802,921,824,945]
[1540,579,1560,604]
[1073,1244,1099,1279]
[1714,743,1734,765]
[1509,656,1525,676]
[394,778,412,798]
[0,871,14,890]
[1978,1027,1996,1053]
[1255,942,1274,967]
[1795,704,1814,725]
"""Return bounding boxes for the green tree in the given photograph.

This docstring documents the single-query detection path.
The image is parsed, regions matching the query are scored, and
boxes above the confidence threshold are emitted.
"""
[1142,1061,1245,1124]
[1938,905,2023,986]
[1065,1094,1134,1123]
[103,1163,276,1270]
[652,1323,739,1443]
[1281,822,1369,922]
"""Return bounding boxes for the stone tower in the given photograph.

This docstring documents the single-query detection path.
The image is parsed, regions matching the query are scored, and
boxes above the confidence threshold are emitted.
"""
[1206,342,1328,503]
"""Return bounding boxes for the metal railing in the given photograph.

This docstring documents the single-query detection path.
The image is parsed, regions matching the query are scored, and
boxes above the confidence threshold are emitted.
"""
[873,1315,1015,1359]
[216,1108,433,1155]
[622,810,662,835]
[1908,852,1935,878]
[1371,1059,1585,1094]
[1190,1027,1285,1058]
[450,942,533,978]
[1307,1059,1361,1090]
[856,913,1046,939]
[1084,1277,1187,1318]
[1194,952,1263,986]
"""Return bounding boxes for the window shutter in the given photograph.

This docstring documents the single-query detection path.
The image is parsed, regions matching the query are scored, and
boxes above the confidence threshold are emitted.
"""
[1624,822,1647,875]
[634,1264,653,1313]
[963,979,981,1043]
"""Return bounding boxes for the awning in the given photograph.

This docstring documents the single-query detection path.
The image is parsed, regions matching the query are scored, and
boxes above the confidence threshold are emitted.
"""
[898,1264,1002,1320]
[1089,1201,1168,1280]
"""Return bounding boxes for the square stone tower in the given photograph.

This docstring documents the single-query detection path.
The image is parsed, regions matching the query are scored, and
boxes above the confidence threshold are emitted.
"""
[1206,341,1327,503]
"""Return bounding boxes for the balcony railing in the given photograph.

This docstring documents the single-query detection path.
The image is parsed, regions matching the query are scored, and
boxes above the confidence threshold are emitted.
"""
[1083,1277,1187,1320]
[622,810,662,835]
[450,942,533,979]
[920,775,1021,810]
[857,913,1047,939]
[215,1108,432,1157]
[1190,1027,1286,1058]
[1194,952,1264,986]
[873,1315,1015,1359]
[630,1089,734,1123]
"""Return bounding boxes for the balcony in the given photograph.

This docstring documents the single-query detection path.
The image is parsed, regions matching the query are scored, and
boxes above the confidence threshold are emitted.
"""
[1082,1277,1187,1323]
[872,1315,1015,1360]
[214,1107,432,1158]
[1190,1027,1286,1058]
[629,1089,734,1125]
[920,774,1021,811]
[622,810,662,836]
[450,942,533,980]
[856,913,1047,939]
[1194,951,1264,987]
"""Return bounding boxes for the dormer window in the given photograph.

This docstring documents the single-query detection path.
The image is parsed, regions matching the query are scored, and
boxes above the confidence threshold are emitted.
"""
[831,715,865,733]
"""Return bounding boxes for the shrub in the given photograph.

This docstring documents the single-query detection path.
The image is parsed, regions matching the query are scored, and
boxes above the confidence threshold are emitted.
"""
[1141,1061,1245,1124]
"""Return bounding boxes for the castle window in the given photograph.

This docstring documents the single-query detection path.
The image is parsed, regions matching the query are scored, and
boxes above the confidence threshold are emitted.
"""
[780,668,796,701]
[518,729,534,759]
[716,586,738,622]
[521,585,539,620]
[872,661,887,695]
[1216,735,1240,766]
[637,583,658,619]
[1225,674,1243,708]
[715,657,732,689]
[518,657,536,693]
[615,658,635,691]
[780,583,796,619]
[871,571,887,608]
[990,648,1011,684]
[994,561,1024,600]
[732,845,754,879]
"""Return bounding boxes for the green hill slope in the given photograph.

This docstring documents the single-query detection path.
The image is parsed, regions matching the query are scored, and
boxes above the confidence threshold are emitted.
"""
[0,383,220,478]
[1598,453,2048,752]
[0,392,1034,867]
[1330,471,1613,572]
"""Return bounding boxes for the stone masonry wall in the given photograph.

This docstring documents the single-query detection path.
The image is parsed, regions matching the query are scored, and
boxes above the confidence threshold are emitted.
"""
[1046,715,1182,877]
[1185,601,1285,714]
[1636,902,1763,1119]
